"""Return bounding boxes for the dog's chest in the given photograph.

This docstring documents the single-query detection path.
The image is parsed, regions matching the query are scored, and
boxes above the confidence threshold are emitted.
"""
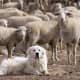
[31,60,43,72]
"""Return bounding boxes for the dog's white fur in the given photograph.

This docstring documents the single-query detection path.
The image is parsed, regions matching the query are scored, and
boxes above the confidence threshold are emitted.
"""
[0,45,49,75]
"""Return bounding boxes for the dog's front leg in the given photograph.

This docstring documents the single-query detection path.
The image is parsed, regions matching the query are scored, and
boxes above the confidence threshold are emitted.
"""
[34,70,43,75]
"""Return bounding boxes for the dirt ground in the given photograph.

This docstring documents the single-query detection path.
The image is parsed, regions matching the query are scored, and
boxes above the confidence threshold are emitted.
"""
[0,64,80,80]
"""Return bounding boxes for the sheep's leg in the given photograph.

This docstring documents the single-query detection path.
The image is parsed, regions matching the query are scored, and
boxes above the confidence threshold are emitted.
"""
[26,37,39,50]
[7,43,13,58]
[66,43,71,64]
[40,0,45,10]
[36,0,40,9]
[72,43,78,65]
[50,41,57,64]
[58,38,63,53]
[77,1,80,8]
[1,0,3,8]
[65,0,68,6]
[19,0,23,10]
[44,0,48,7]
[53,43,57,63]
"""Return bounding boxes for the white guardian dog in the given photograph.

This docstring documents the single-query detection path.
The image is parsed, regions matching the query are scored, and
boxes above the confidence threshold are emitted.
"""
[0,45,49,75]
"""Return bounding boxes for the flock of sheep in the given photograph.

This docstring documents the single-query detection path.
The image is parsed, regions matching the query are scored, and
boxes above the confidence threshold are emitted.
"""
[0,0,80,75]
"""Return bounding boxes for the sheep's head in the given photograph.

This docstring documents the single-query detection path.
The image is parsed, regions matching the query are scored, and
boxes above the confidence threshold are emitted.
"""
[54,3,66,22]
[55,3,62,10]
[0,19,8,27]
[16,26,27,41]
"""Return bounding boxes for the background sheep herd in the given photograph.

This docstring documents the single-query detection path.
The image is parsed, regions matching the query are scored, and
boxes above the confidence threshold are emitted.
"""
[0,0,80,79]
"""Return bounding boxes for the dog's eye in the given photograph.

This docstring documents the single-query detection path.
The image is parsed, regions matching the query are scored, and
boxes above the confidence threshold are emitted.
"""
[33,49,36,52]
[38,49,40,51]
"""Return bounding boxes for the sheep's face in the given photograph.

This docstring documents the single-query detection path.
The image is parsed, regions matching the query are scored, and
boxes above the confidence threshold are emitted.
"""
[0,19,8,27]
[54,3,66,22]
[59,10,66,22]
[27,45,47,60]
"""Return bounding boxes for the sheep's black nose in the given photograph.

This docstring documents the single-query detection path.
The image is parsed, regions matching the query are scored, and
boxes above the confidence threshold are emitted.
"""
[36,52,39,59]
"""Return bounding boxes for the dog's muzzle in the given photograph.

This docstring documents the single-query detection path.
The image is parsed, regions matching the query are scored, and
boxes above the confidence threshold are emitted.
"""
[35,52,39,59]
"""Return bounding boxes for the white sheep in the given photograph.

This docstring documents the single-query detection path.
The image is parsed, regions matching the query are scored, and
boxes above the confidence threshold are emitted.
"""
[3,0,24,10]
[0,8,27,19]
[25,16,59,63]
[3,2,20,9]
[0,26,27,57]
[56,3,80,65]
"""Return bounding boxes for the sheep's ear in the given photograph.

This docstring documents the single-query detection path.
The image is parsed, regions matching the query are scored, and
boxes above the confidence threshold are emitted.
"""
[26,27,32,34]
[54,12,60,15]
[42,48,47,55]
[64,10,73,17]
[16,26,27,32]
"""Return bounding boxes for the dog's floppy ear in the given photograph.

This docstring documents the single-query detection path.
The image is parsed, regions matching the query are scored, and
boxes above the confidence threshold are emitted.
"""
[26,47,32,57]
[42,48,47,55]
[39,46,47,56]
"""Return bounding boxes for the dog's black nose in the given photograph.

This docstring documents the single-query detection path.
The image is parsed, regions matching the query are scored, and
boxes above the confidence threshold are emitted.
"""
[36,52,39,59]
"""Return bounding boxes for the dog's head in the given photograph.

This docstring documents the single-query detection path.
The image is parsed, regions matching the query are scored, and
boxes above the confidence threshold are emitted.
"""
[26,45,47,60]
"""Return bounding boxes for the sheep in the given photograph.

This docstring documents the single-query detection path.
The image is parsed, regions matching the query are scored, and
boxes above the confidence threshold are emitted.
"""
[3,0,24,10]
[24,16,59,63]
[0,8,27,19]
[0,19,8,27]
[8,15,42,28]
[0,26,27,57]
[68,0,80,8]
[56,3,80,65]
[3,2,21,9]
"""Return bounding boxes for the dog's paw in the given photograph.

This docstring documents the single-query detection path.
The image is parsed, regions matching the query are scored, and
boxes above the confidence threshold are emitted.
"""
[38,73,43,76]
[44,72,50,76]
[41,71,50,76]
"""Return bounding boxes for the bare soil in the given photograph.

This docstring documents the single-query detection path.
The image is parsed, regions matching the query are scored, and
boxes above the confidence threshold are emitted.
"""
[0,64,80,80]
